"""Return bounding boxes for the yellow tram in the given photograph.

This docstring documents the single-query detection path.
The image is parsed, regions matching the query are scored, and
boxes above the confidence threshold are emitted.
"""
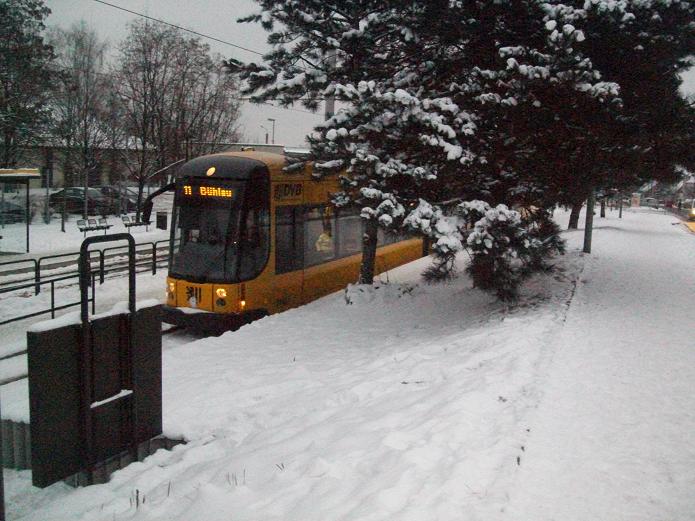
[149,150,424,333]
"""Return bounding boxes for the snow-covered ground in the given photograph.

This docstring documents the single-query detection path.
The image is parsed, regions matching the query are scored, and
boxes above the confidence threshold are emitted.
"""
[3,207,695,520]
[0,193,171,258]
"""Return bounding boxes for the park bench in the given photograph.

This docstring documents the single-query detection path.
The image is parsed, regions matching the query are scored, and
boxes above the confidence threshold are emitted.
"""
[77,218,113,237]
[96,217,113,233]
[122,215,149,232]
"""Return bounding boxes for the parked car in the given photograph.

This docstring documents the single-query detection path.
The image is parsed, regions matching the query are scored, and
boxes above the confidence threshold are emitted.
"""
[95,186,138,213]
[49,187,109,215]
[641,197,660,208]
[0,200,24,224]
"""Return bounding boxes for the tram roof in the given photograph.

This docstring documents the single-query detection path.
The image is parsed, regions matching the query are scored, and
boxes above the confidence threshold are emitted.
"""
[177,151,287,180]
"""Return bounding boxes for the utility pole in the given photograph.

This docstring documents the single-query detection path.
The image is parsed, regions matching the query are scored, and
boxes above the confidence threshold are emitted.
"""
[260,125,269,144]
[267,118,276,144]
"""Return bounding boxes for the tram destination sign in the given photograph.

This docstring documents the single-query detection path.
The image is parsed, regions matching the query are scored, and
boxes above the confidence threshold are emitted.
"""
[182,184,234,199]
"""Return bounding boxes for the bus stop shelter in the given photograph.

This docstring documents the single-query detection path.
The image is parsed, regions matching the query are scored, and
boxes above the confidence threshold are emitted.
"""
[0,168,40,254]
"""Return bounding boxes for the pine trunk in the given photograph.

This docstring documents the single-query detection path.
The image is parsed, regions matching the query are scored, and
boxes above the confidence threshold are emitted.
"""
[359,218,379,284]
[583,191,595,253]
[600,198,606,218]
[568,202,582,229]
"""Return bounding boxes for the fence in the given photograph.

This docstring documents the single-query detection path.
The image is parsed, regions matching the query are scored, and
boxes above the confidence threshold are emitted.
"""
[0,239,175,327]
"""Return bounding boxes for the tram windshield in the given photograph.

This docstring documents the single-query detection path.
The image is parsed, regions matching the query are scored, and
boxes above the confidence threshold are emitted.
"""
[170,177,270,283]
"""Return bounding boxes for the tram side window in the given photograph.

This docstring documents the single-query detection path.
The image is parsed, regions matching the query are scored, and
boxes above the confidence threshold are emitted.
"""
[378,227,406,246]
[275,206,304,274]
[239,205,270,280]
[304,206,335,267]
[336,208,362,258]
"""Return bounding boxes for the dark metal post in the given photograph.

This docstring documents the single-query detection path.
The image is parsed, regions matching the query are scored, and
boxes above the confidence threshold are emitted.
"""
[99,251,105,284]
[152,243,157,274]
[0,183,4,231]
[34,260,40,295]
[61,195,66,233]
[0,395,4,521]
[26,181,30,253]
[43,166,50,224]
[51,280,55,319]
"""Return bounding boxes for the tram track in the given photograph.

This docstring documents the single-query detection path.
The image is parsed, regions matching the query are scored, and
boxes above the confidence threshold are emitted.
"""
[0,246,170,290]
[0,322,189,387]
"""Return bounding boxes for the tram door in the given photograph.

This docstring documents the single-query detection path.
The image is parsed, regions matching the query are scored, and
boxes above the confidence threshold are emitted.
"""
[272,183,305,312]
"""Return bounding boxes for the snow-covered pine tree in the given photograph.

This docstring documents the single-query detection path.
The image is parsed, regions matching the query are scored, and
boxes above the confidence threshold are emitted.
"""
[235,0,691,299]
[0,0,55,167]
[527,1,695,231]
[234,1,446,283]
[380,0,617,297]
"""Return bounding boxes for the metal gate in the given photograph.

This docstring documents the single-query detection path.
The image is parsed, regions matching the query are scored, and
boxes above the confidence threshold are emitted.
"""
[27,234,162,488]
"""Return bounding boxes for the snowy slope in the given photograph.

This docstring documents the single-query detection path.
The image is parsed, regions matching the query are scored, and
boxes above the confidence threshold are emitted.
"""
[5,208,695,521]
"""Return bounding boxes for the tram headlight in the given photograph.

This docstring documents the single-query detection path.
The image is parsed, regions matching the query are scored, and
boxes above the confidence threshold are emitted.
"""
[240,299,246,310]
[167,282,175,299]
[216,288,227,298]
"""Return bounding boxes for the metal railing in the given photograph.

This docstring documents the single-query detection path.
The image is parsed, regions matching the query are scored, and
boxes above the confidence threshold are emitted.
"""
[0,238,175,326]
[0,239,174,294]
[0,271,95,327]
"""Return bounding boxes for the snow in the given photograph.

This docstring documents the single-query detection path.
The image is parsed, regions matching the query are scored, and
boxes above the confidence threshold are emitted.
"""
[3,208,695,520]
[0,192,171,259]
[0,271,168,387]
[90,389,133,409]
[27,298,161,333]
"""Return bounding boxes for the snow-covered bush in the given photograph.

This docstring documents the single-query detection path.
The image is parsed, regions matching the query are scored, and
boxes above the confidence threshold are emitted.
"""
[465,204,535,301]
[415,200,564,301]
[522,208,566,274]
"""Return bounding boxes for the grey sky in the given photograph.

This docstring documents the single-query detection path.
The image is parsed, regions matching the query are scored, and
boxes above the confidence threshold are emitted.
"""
[45,0,695,149]
[45,0,325,147]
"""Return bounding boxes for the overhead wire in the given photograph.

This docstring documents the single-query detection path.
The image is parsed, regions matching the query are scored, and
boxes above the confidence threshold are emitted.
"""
[48,63,323,115]
[88,0,264,56]
[61,2,326,118]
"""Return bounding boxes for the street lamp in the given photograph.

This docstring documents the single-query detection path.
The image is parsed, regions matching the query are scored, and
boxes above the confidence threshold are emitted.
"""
[260,125,269,144]
[267,118,276,144]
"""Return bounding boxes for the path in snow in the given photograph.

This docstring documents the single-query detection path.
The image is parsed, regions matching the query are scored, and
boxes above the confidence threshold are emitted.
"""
[502,209,695,520]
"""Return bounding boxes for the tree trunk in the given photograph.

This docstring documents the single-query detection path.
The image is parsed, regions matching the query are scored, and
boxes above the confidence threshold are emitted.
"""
[568,202,582,229]
[359,218,379,284]
[136,180,145,221]
[83,167,89,219]
[2,129,17,168]
[619,196,623,219]
[600,198,606,218]
[583,191,595,254]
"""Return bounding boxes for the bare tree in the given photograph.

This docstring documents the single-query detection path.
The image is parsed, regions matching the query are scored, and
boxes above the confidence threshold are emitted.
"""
[115,20,241,218]
[49,21,109,217]
[117,21,239,217]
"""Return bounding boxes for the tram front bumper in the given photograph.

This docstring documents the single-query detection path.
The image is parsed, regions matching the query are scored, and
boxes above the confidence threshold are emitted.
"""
[162,305,267,335]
